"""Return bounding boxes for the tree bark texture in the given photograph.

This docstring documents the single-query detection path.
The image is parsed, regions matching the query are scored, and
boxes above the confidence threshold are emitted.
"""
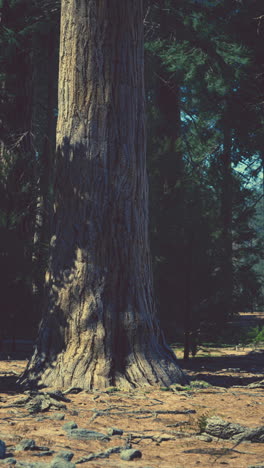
[22,0,187,390]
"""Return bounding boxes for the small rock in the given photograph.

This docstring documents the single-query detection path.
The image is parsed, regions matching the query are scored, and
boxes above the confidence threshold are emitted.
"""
[49,461,75,468]
[62,422,78,430]
[26,396,50,414]
[67,429,109,441]
[50,413,65,421]
[26,394,67,414]
[205,417,245,439]
[205,416,264,443]
[196,434,213,442]
[120,449,142,461]
[15,439,36,451]
[0,440,6,459]
[54,451,74,461]
[2,458,16,464]
[107,427,123,436]
[248,465,264,468]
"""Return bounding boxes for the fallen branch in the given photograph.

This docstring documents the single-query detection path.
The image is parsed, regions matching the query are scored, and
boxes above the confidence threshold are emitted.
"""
[88,407,195,423]
[75,444,131,464]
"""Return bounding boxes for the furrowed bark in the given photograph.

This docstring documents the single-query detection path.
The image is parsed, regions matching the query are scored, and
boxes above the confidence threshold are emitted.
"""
[21,0,188,390]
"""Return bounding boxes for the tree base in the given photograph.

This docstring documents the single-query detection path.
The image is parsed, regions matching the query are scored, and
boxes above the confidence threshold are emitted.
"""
[20,340,188,390]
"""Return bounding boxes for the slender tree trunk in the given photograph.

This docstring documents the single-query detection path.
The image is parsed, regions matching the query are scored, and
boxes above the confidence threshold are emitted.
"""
[220,111,233,320]
[153,47,185,340]
[261,153,264,196]
[21,0,187,390]
[32,26,58,308]
[151,3,184,332]
[183,234,194,361]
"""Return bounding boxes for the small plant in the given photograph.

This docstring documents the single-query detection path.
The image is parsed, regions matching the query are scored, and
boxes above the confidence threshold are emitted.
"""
[169,383,191,392]
[105,386,119,393]
[190,380,212,389]
[188,409,214,433]
[197,412,210,433]
[245,326,264,346]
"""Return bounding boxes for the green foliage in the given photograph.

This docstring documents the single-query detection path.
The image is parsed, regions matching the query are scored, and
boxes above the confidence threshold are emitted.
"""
[244,326,264,345]
[105,387,120,394]
[197,412,210,434]
[161,380,211,394]
[190,380,212,389]
[146,0,264,347]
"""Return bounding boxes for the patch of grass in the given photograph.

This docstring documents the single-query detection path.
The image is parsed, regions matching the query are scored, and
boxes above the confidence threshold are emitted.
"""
[190,380,212,389]
[169,383,191,392]
[105,386,119,393]
[190,410,213,434]
[162,380,212,393]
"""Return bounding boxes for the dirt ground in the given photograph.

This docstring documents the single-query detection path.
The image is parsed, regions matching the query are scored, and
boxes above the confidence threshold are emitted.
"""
[0,345,264,468]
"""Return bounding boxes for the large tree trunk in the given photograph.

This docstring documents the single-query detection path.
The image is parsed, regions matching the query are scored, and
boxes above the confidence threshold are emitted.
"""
[21,0,187,390]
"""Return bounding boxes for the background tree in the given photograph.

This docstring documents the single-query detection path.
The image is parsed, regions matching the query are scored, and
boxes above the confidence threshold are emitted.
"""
[145,0,264,355]
[0,0,60,343]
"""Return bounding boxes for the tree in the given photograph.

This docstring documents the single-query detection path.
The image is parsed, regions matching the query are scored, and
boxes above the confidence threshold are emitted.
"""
[142,0,264,357]
[0,0,60,346]
[21,0,187,390]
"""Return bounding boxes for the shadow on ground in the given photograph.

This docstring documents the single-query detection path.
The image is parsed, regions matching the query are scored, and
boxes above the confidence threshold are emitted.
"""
[1,347,264,390]
[179,349,264,387]
[0,344,32,394]
[0,375,22,394]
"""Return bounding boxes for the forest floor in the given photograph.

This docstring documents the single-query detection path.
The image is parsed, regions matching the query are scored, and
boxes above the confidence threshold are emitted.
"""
[0,313,263,468]
[0,347,263,468]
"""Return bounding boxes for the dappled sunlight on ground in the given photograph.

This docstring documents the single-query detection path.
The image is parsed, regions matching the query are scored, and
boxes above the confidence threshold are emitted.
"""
[0,346,263,467]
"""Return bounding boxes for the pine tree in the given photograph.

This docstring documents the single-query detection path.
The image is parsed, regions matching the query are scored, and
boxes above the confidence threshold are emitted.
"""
[21,0,188,389]
[145,0,263,354]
